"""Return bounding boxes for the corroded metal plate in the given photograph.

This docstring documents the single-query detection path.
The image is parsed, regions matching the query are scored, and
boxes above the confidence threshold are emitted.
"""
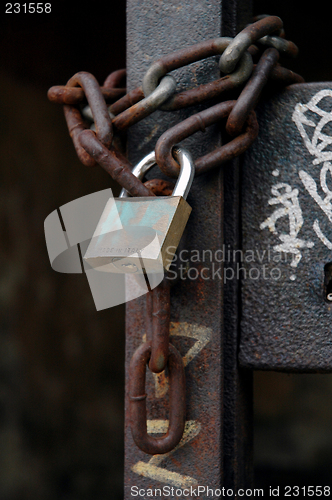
[240,83,332,372]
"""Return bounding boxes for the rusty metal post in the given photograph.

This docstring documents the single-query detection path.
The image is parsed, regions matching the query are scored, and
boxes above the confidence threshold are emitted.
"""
[222,7,254,492]
[125,0,252,495]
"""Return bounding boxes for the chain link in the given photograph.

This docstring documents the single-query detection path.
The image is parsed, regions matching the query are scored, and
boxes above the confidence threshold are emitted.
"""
[128,341,186,455]
[226,47,279,136]
[219,15,283,73]
[155,100,258,177]
[47,68,126,105]
[142,36,253,111]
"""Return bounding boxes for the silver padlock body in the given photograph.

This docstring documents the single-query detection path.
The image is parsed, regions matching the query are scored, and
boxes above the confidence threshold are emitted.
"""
[84,196,191,274]
[240,82,332,372]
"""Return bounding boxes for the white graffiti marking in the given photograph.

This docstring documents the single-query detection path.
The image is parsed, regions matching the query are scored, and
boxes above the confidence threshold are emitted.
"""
[292,89,332,165]
[260,183,314,267]
[132,420,201,487]
[143,322,212,399]
[292,89,332,249]
[313,220,332,250]
[153,322,212,398]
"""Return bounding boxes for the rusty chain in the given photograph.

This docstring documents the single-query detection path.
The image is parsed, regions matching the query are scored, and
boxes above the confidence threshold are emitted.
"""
[47,15,303,455]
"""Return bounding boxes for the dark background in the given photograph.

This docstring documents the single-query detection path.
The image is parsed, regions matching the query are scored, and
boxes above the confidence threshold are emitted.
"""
[0,1,332,498]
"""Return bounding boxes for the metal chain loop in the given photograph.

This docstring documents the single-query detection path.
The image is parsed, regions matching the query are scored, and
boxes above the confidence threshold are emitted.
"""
[102,68,126,89]
[269,65,304,85]
[84,77,177,131]
[219,15,283,73]
[142,37,253,111]
[225,47,279,136]
[155,100,258,177]
[47,85,125,105]
[247,14,297,58]
[146,278,171,373]
[78,129,154,197]
[112,75,176,130]
[48,15,302,179]
[257,34,298,57]
[62,72,113,167]
[66,72,113,146]
[128,342,186,455]
[109,87,144,116]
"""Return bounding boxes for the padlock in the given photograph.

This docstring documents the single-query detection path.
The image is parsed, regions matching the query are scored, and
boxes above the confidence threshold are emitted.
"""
[84,146,194,274]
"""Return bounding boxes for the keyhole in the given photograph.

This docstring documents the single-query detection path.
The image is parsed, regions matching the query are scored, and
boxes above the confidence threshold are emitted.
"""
[324,263,332,302]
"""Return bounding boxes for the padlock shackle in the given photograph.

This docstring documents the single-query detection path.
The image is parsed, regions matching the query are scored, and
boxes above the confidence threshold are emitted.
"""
[119,146,194,200]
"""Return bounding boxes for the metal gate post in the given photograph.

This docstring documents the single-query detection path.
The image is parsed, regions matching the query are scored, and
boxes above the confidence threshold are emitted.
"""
[125,0,253,495]
[222,7,254,491]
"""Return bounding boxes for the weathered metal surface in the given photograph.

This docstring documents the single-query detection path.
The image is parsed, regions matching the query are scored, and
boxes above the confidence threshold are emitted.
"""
[223,154,254,491]
[221,4,253,492]
[125,0,224,493]
[240,82,332,372]
[125,0,253,495]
